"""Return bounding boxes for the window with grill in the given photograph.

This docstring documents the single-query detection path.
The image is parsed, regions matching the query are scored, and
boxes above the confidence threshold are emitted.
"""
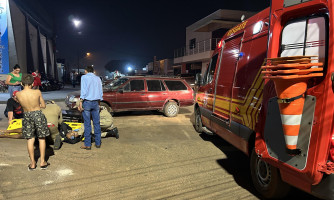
[189,38,196,49]
[281,17,326,64]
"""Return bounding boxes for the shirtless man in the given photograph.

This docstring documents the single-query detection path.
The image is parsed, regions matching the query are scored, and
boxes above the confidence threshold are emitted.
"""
[16,74,50,171]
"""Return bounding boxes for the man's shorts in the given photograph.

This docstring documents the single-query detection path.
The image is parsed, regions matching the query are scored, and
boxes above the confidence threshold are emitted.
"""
[22,110,50,139]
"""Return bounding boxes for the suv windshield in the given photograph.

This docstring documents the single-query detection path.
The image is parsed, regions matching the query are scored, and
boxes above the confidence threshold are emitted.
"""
[109,78,128,90]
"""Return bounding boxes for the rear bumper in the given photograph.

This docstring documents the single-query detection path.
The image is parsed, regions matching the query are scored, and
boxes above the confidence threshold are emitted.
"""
[311,174,334,200]
[180,99,194,107]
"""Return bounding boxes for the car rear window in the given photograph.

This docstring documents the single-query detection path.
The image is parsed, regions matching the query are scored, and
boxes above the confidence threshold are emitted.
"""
[164,80,187,91]
[147,80,165,91]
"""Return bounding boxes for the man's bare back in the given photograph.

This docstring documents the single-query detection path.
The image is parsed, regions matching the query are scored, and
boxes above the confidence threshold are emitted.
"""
[16,88,46,112]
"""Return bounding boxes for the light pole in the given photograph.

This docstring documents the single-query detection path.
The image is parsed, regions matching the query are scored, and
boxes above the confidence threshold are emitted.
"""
[77,52,91,74]
[72,18,82,74]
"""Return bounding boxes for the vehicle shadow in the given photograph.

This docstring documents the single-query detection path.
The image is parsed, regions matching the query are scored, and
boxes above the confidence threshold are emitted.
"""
[199,133,262,199]
[198,133,321,199]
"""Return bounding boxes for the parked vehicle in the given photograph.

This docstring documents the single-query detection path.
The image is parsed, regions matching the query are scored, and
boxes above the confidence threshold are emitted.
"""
[0,80,8,93]
[40,75,64,92]
[194,1,334,199]
[65,76,194,117]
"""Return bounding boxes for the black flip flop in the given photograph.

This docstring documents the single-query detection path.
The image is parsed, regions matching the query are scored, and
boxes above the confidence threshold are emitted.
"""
[40,162,50,170]
[28,164,37,171]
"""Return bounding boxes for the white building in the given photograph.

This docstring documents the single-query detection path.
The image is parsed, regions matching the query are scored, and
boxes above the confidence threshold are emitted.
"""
[173,9,255,76]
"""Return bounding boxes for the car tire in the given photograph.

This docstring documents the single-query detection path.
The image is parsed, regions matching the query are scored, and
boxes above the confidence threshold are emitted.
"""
[163,101,179,117]
[194,107,213,135]
[250,148,291,199]
[194,107,204,133]
[100,102,112,113]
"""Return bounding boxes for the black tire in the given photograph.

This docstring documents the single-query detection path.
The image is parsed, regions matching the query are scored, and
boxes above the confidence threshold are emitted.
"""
[250,148,291,199]
[100,102,112,113]
[194,107,204,133]
[163,101,179,117]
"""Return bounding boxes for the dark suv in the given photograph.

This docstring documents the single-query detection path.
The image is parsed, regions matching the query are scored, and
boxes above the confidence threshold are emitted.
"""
[65,76,194,117]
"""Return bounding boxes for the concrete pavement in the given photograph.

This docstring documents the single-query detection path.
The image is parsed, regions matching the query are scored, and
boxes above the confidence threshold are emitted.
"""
[0,90,319,199]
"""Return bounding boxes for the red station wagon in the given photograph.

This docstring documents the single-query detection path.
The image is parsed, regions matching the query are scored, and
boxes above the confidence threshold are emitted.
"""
[65,76,194,117]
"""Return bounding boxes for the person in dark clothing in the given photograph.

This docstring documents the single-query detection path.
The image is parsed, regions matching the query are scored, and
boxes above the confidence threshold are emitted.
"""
[4,91,23,125]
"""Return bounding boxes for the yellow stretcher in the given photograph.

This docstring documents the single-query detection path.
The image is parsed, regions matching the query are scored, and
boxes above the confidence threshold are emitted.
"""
[3,119,82,136]
[6,119,22,135]
[64,122,81,130]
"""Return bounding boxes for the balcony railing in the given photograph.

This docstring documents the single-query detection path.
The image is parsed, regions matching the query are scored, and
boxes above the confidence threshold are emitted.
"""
[174,38,221,58]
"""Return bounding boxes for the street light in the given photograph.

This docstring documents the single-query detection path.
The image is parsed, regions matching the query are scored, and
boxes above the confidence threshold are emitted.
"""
[71,18,83,74]
[72,19,81,28]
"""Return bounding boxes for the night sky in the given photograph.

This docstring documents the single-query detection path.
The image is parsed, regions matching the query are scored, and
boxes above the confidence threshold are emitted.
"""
[40,0,270,74]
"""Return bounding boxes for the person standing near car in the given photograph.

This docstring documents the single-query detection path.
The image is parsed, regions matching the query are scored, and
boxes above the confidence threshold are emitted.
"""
[5,64,22,97]
[78,66,103,150]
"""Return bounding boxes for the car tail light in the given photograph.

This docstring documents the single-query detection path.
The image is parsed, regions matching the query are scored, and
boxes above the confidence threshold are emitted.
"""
[329,133,334,161]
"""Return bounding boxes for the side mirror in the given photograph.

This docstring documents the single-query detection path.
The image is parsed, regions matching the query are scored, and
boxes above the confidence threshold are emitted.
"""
[118,88,124,93]
[195,73,203,86]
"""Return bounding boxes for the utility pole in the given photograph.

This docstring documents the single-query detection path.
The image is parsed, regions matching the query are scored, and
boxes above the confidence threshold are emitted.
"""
[77,51,80,74]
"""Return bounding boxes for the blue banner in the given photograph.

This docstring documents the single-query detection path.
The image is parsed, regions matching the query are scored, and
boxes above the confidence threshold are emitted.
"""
[0,0,9,74]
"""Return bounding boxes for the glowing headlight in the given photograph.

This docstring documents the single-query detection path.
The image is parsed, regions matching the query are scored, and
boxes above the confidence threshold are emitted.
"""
[253,21,263,35]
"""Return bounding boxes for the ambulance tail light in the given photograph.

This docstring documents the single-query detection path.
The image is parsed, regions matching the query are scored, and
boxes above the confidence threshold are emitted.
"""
[217,40,222,48]
[329,133,334,161]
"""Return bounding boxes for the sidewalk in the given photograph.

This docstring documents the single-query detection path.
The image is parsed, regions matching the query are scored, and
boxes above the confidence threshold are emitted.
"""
[0,84,79,104]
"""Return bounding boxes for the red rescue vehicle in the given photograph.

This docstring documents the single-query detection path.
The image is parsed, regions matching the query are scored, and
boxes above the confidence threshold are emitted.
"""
[194,0,334,199]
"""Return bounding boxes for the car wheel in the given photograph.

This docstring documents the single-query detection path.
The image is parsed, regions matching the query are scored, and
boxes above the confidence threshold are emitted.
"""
[163,101,179,117]
[194,107,213,135]
[100,102,113,113]
[194,107,204,133]
[250,148,290,199]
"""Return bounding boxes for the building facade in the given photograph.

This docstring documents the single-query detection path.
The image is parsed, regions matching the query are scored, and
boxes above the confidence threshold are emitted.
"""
[0,0,56,79]
[146,57,174,76]
[173,9,255,76]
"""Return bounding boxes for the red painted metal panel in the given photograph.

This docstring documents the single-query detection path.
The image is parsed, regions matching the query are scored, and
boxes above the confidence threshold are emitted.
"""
[214,34,243,120]
[256,0,332,192]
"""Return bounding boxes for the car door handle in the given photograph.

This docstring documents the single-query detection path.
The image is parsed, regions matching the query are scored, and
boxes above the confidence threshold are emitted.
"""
[208,88,212,93]
[162,93,167,95]
[140,93,145,96]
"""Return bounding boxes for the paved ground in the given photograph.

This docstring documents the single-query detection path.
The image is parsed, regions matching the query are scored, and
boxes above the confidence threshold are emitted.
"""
[0,88,319,200]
